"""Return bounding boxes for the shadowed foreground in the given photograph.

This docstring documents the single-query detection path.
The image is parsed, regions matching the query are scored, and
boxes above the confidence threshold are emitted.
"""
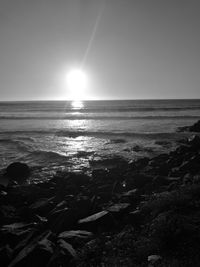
[0,121,200,267]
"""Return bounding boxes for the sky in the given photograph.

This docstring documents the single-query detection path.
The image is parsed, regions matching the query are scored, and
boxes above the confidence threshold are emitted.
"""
[0,0,200,101]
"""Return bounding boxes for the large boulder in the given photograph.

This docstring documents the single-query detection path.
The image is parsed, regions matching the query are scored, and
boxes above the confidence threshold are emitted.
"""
[189,120,200,132]
[5,162,30,184]
[178,120,200,132]
[187,135,200,149]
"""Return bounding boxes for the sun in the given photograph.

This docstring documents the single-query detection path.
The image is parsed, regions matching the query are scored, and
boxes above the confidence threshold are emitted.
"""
[67,69,88,100]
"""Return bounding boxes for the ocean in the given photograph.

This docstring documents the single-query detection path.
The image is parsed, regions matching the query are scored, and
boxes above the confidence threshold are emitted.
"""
[0,99,199,181]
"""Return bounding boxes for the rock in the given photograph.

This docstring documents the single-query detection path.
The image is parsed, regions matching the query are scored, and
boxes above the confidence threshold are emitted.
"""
[0,245,13,267]
[29,197,55,215]
[166,154,183,168]
[107,202,130,212]
[46,238,78,267]
[58,230,93,246]
[0,175,10,187]
[187,135,200,149]
[2,222,37,234]
[78,210,114,232]
[58,230,93,240]
[129,210,143,227]
[106,203,130,218]
[193,175,200,184]
[178,155,200,174]
[148,254,162,266]
[5,162,30,184]
[149,154,169,167]
[120,189,139,203]
[153,176,180,188]
[155,163,171,176]
[131,174,153,188]
[155,140,171,147]
[129,157,149,170]
[183,173,193,185]
[48,208,74,232]
[7,230,51,267]
[189,120,200,132]
[0,205,18,226]
[178,120,200,132]
[66,173,91,187]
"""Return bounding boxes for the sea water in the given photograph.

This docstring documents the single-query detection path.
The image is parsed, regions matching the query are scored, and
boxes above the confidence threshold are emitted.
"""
[0,100,199,181]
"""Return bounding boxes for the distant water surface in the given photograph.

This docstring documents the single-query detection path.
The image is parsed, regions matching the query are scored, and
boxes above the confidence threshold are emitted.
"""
[0,99,199,181]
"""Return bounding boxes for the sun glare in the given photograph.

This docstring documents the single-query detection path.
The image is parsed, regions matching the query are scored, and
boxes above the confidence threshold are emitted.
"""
[71,100,84,109]
[67,69,88,100]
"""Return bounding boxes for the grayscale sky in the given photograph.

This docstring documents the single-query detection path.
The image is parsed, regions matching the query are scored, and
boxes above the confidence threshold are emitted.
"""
[0,0,200,100]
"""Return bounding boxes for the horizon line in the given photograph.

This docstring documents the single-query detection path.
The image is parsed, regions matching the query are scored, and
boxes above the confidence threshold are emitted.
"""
[0,98,200,102]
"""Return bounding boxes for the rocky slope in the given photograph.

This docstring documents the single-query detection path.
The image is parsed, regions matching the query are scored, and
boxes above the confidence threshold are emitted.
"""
[0,121,200,267]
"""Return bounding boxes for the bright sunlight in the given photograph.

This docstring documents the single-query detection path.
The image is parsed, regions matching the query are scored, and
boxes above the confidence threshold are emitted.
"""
[67,69,88,100]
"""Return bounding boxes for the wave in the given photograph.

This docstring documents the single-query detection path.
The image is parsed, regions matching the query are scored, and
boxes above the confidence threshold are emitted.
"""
[0,115,199,120]
[55,130,185,139]
[0,127,192,141]
[30,150,69,161]
[1,106,200,113]
[0,138,32,152]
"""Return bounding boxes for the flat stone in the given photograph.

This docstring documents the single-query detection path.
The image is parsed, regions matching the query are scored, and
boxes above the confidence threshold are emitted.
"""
[78,211,109,224]
[107,203,130,213]
[78,211,114,231]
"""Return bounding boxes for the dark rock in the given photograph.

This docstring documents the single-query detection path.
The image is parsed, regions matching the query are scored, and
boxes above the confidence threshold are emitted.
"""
[78,210,114,232]
[5,162,30,184]
[148,255,162,265]
[46,237,78,266]
[0,223,37,249]
[178,120,200,132]
[106,203,130,215]
[48,199,91,233]
[59,230,93,240]
[128,157,149,170]
[167,154,183,167]
[91,169,109,180]
[1,222,37,234]
[148,154,169,167]
[58,230,93,246]
[120,189,139,204]
[183,173,193,185]
[0,205,19,226]
[128,210,143,228]
[189,120,200,132]
[178,155,200,174]
[153,176,181,188]
[131,174,154,188]
[7,230,51,267]
[193,175,200,184]
[187,135,200,149]
[174,145,191,155]
[0,245,13,267]
[155,163,171,176]
[66,173,91,187]
[155,140,171,147]
[29,197,55,215]
[58,239,77,257]
[0,175,10,187]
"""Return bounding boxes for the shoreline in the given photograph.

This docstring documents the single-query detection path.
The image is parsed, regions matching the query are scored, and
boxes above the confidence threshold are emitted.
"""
[0,121,200,266]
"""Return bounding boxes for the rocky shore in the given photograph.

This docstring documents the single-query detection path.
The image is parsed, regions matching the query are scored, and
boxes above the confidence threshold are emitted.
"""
[1,121,200,267]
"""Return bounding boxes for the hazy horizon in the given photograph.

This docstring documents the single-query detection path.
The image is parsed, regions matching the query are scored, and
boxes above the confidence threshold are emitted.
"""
[1,97,200,102]
[0,0,200,101]
[1,98,200,103]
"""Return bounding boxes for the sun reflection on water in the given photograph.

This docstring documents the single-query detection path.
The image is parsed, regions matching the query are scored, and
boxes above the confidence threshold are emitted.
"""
[71,101,84,110]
